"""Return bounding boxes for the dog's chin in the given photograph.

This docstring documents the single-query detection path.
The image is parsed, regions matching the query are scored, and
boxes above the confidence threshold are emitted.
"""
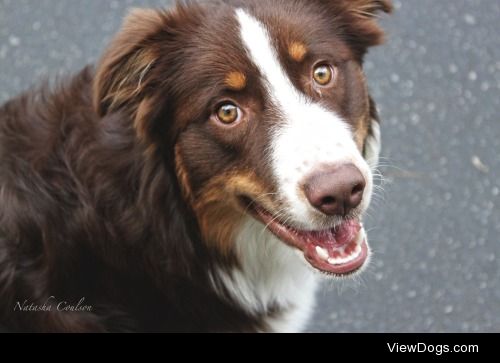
[240,197,370,278]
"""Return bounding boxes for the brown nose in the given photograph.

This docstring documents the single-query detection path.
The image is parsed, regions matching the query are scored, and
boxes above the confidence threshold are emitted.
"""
[303,164,366,216]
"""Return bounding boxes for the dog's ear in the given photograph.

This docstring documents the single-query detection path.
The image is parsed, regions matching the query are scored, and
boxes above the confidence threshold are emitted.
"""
[340,0,393,17]
[93,8,179,140]
[319,0,392,59]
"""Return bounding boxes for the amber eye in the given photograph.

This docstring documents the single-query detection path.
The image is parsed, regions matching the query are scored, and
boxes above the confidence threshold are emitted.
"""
[216,103,240,124]
[313,64,334,86]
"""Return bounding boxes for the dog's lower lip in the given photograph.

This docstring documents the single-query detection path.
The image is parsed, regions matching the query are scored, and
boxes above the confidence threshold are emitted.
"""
[242,197,369,275]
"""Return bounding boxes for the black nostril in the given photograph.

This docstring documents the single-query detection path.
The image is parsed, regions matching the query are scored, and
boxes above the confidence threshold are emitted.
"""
[321,196,336,206]
[352,183,364,196]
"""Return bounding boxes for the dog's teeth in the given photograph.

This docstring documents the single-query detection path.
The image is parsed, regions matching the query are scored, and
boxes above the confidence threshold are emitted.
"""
[353,245,362,258]
[356,229,365,246]
[315,246,329,261]
[328,257,340,265]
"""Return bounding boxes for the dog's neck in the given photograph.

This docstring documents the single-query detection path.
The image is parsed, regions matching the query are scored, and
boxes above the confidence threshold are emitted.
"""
[214,217,319,332]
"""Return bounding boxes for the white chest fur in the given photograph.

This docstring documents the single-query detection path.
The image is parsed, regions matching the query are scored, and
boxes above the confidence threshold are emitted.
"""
[215,218,319,332]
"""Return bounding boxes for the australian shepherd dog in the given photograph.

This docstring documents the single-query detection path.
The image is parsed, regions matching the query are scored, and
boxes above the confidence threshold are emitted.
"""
[0,0,391,332]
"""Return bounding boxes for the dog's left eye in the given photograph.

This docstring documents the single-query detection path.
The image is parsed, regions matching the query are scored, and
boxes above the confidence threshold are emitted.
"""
[313,64,334,86]
[216,103,240,124]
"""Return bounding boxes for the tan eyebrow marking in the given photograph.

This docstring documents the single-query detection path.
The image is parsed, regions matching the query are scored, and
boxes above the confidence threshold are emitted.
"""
[225,71,247,90]
[288,42,307,62]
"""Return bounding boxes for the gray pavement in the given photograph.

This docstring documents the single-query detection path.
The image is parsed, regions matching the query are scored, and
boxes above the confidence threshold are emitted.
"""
[1,0,499,332]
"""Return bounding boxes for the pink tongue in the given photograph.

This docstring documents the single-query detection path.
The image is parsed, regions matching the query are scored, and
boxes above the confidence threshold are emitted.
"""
[300,220,361,248]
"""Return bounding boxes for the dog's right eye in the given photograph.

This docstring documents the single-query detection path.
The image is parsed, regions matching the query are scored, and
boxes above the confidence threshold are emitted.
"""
[216,103,240,124]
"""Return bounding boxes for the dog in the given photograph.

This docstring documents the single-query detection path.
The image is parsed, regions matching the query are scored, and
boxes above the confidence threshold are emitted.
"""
[0,0,391,332]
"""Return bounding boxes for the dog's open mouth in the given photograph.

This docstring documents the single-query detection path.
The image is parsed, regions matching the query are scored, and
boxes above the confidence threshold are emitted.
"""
[242,198,369,276]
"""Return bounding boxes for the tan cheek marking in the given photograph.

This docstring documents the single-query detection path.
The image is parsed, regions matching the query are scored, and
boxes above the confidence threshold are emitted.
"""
[289,42,307,62]
[193,172,270,255]
[355,115,371,151]
[225,71,247,91]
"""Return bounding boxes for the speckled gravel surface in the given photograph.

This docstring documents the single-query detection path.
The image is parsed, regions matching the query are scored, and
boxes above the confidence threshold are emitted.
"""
[1,0,499,332]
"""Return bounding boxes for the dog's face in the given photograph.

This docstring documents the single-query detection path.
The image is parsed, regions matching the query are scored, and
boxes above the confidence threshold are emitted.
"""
[94,0,390,276]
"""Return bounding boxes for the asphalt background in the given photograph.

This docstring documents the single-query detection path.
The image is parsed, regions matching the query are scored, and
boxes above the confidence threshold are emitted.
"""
[1,0,499,332]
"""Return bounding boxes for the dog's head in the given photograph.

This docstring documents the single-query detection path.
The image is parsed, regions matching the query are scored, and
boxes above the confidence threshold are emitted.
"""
[94,0,391,276]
